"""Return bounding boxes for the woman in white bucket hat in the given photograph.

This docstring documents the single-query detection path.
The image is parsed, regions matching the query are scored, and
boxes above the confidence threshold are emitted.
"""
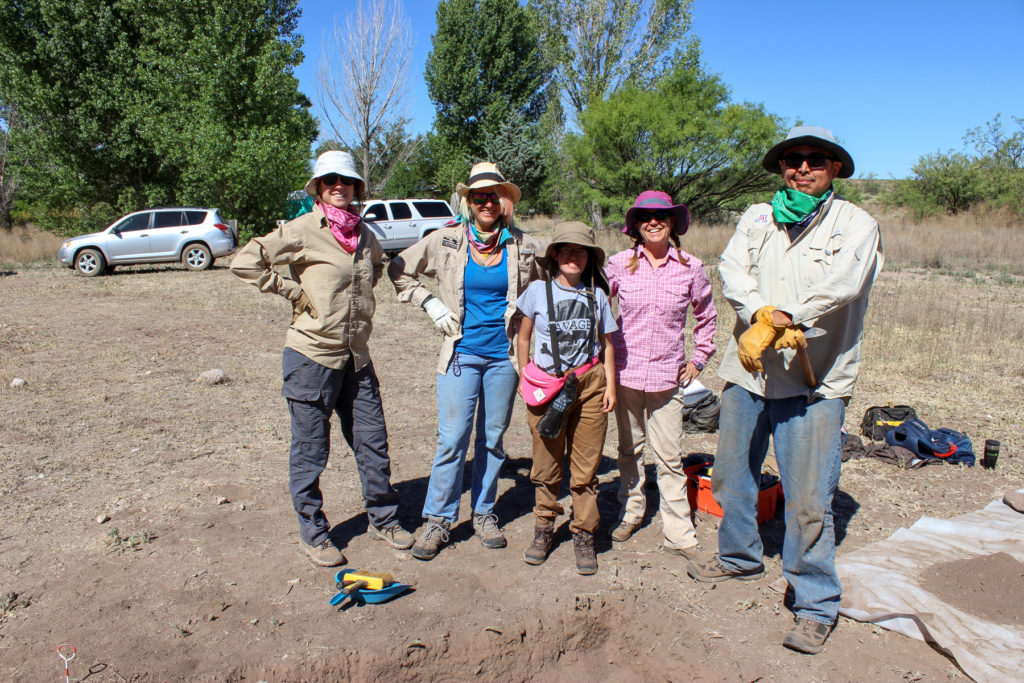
[388,161,547,561]
[231,150,413,568]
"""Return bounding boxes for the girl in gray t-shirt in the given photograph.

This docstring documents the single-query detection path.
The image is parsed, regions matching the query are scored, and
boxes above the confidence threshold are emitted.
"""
[514,222,617,575]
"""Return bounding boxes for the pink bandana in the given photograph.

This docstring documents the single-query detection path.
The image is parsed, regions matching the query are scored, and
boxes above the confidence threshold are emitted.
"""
[316,200,361,253]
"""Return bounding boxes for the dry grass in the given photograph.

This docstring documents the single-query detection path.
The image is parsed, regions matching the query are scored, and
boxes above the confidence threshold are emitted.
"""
[0,225,63,268]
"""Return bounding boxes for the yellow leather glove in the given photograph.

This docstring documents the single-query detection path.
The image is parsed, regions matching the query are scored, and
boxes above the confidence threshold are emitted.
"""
[753,305,778,327]
[774,326,807,351]
[292,290,319,322]
[737,321,779,373]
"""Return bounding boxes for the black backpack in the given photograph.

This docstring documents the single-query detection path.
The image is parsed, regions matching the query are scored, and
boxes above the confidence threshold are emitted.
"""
[860,404,917,441]
[682,390,720,433]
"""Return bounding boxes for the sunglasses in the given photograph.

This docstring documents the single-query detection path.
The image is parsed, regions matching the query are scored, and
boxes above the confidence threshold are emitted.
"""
[470,191,501,206]
[556,245,589,259]
[320,173,356,187]
[781,152,835,170]
[637,209,671,223]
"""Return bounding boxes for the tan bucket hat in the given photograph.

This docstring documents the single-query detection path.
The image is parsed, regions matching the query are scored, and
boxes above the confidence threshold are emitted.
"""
[546,221,609,293]
[455,161,521,203]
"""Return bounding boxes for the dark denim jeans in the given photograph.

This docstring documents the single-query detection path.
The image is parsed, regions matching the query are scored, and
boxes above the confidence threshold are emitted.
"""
[282,348,398,546]
[712,383,845,625]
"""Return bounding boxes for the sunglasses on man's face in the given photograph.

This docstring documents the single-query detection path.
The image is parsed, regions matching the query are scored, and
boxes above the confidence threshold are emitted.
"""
[781,152,834,170]
[470,192,501,206]
[320,173,356,187]
[637,209,671,223]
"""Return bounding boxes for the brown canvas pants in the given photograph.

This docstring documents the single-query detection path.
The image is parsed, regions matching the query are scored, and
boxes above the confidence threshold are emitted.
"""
[525,363,608,534]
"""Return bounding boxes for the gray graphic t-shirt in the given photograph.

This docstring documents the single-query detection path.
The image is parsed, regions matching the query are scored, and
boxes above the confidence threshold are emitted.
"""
[516,279,617,373]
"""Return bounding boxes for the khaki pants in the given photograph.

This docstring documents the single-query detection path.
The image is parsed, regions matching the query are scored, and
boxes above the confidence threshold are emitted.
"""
[614,384,697,550]
[526,363,608,534]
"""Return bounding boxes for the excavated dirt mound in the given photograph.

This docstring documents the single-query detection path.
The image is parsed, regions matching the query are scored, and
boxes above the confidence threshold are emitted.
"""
[920,552,1024,626]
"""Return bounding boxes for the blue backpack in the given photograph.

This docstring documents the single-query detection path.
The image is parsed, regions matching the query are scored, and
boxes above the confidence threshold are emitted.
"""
[885,417,975,466]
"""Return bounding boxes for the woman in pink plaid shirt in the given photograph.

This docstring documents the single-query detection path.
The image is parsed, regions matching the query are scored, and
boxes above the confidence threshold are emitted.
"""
[605,190,717,557]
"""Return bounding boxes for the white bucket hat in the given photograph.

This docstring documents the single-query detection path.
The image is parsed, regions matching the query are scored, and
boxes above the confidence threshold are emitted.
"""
[304,151,366,198]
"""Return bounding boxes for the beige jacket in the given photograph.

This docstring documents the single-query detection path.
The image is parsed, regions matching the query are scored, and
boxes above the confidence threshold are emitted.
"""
[717,194,883,400]
[388,225,548,374]
[230,205,384,371]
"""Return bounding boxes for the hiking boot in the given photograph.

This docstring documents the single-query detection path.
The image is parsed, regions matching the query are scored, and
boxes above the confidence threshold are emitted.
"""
[369,523,415,550]
[302,539,346,567]
[661,544,700,561]
[411,519,450,561]
[610,519,641,542]
[686,555,764,583]
[573,531,598,575]
[523,523,555,565]
[783,617,834,654]
[472,512,507,549]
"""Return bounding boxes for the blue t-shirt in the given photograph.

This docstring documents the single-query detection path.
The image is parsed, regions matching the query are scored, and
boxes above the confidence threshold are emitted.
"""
[457,248,509,358]
[516,279,617,373]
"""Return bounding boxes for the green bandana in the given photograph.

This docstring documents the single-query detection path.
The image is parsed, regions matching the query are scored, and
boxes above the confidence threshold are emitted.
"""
[771,187,827,224]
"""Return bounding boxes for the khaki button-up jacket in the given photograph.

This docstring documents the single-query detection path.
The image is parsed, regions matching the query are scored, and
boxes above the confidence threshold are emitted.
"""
[388,225,548,375]
[717,195,883,400]
[230,205,384,371]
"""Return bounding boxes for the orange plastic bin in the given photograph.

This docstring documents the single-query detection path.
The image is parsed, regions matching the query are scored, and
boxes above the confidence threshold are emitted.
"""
[685,468,781,525]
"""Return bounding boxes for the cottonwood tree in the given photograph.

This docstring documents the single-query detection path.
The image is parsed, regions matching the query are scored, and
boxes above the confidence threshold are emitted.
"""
[531,0,694,120]
[0,0,316,236]
[317,0,416,196]
[561,49,782,223]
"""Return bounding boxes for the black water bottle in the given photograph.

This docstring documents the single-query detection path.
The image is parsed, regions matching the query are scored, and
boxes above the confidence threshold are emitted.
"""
[537,373,579,439]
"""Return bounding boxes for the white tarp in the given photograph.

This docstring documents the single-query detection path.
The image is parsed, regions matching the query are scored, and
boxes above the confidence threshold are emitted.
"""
[837,494,1024,682]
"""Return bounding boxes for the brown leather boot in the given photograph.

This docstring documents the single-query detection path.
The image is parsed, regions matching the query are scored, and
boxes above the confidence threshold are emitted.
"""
[523,522,555,565]
[573,531,597,575]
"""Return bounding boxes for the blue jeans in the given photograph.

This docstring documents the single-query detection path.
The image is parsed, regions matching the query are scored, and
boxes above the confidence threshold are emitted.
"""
[422,352,519,522]
[712,383,845,625]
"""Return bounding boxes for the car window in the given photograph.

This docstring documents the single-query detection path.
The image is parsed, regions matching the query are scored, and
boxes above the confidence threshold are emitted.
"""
[412,201,453,218]
[389,202,412,220]
[363,203,388,221]
[153,211,184,228]
[114,213,151,232]
[184,210,207,226]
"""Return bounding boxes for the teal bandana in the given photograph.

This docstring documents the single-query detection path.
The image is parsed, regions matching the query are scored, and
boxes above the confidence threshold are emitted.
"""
[771,187,828,225]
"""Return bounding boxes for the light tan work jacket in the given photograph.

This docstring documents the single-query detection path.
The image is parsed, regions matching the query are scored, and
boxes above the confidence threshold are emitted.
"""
[388,225,548,374]
[230,205,384,371]
[717,194,883,400]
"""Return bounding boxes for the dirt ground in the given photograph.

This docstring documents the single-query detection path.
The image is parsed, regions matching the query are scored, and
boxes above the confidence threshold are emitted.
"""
[1,257,1022,682]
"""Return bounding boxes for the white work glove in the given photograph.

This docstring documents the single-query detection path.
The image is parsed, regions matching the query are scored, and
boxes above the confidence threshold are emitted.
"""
[422,296,461,336]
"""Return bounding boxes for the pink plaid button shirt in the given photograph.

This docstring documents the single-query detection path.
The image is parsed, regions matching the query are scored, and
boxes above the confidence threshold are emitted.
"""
[605,246,717,392]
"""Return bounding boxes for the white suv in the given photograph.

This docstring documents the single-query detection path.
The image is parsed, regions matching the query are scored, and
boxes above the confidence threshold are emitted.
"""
[360,199,455,253]
[57,207,237,276]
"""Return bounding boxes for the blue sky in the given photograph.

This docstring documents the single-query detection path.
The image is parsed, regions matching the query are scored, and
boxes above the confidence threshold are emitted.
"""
[292,0,1024,179]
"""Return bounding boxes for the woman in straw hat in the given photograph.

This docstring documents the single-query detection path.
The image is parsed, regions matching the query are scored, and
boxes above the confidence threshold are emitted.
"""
[604,190,717,558]
[389,162,547,561]
[231,150,414,568]
[516,221,617,575]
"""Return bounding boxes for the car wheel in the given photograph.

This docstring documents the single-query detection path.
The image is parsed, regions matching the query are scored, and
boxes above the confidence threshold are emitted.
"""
[75,248,106,277]
[183,243,213,271]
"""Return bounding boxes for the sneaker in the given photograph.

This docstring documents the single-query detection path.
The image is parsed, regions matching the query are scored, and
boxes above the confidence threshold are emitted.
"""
[783,617,834,654]
[610,519,641,543]
[302,539,346,567]
[686,555,764,583]
[472,512,507,549]
[523,523,555,565]
[661,544,700,561]
[573,531,598,575]
[369,523,415,550]
[410,519,450,561]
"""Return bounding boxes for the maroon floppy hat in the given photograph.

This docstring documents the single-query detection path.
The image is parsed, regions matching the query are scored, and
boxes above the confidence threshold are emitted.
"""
[623,191,689,237]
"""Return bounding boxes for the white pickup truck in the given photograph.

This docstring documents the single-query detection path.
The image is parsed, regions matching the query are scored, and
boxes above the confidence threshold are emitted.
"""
[360,199,455,254]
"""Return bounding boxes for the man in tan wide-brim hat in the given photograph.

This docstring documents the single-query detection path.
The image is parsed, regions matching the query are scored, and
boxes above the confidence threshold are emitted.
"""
[686,125,884,655]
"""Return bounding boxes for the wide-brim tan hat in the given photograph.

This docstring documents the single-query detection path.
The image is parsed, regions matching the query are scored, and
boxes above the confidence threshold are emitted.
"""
[545,221,609,293]
[304,150,366,197]
[455,162,521,203]
[762,125,854,179]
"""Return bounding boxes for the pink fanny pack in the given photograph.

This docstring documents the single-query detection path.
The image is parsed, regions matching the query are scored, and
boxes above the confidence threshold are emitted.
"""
[519,357,599,406]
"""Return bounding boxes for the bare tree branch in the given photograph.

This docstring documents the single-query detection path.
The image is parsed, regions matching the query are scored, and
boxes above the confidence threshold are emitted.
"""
[316,0,416,196]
